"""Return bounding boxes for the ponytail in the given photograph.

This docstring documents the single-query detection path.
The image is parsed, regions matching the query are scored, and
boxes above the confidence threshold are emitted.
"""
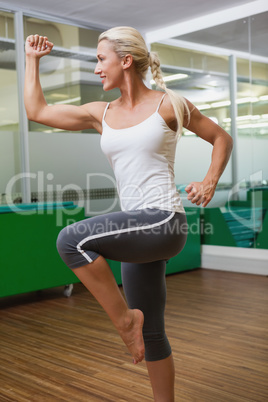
[149,51,190,139]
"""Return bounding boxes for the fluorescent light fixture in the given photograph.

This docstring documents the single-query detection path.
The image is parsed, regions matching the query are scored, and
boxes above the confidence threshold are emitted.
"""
[50,93,68,99]
[207,80,218,87]
[163,73,188,82]
[236,97,259,104]
[209,117,218,124]
[183,130,195,136]
[48,97,81,106]
[199,96,262,110]
[150,73,188,85]
[236,115,260,121]
[55,97,81,105]
[259,95,268,101]
[211,100,231,108]
[197,104,211,110]
[238,122,268,129]
[224,115,262,123]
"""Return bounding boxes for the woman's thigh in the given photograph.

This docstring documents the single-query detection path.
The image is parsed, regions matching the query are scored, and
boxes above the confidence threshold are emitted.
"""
[56,208,187,269]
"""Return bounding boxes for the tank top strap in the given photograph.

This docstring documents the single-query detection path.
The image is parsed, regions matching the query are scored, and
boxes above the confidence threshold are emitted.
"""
[102,102,110,122]
[156,93,166,113]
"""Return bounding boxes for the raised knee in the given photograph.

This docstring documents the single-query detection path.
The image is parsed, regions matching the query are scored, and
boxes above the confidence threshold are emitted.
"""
[56,226,71,257]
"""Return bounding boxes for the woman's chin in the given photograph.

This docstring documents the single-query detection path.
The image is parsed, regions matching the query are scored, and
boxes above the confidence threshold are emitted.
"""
[103,83,116,92]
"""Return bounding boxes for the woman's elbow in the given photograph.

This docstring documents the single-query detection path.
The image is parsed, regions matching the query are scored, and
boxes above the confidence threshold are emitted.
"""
[217,129,233,150]
[24,105,44,123]
[24,102,37,122]
[25,110,35,121]
[26,112,40,123]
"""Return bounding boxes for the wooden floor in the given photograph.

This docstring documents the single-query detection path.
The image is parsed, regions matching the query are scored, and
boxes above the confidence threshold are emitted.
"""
[0,268,267,402]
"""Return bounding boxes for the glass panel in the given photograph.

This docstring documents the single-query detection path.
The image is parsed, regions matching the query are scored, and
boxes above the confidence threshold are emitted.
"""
[153,12,268,250]
[23,16,119,133]
[0,11,21,203]
[248,12,268,249]
[24,17,120,213]
[151,43,232,197]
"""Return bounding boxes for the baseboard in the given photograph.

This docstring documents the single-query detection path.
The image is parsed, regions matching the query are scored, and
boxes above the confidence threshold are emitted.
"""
[201,245,268,276]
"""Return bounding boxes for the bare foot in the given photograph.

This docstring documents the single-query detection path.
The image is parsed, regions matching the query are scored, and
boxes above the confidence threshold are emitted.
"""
[118,309,145,364]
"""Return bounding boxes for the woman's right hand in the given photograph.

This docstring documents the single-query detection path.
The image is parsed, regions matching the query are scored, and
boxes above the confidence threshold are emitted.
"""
[25,34,54,58]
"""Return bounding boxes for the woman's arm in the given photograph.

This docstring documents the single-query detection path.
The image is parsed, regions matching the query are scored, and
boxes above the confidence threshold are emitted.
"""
[24,34,103,132]
[183,100,233,207]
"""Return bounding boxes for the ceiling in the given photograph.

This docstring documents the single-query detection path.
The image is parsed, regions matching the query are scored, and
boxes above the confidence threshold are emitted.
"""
[174,12,268,58]
[0,0,259,34]
[1,0,267,60]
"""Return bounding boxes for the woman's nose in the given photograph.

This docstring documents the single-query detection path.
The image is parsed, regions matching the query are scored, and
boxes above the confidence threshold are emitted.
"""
[94,63,101,74]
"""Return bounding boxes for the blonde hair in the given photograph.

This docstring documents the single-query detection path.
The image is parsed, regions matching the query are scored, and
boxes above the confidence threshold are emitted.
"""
[98,26,190,139]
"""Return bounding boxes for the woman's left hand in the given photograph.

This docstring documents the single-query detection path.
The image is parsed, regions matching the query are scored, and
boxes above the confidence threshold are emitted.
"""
[185,181,216,207]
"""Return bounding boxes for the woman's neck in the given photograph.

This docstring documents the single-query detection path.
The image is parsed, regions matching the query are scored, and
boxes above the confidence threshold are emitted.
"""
[118,73,151,109]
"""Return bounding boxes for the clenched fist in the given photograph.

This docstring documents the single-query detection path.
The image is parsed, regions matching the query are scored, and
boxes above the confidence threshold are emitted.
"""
[185,181,216,207]
[25,34,53,58]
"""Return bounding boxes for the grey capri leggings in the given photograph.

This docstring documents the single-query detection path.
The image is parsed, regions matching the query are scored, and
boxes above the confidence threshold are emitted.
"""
[56,208,187,361]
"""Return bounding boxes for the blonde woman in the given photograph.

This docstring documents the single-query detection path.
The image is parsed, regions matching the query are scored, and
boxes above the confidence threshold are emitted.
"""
[24,26,232,402]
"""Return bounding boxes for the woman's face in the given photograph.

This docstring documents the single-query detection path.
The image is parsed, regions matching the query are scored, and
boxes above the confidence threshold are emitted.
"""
[95,40,123,91]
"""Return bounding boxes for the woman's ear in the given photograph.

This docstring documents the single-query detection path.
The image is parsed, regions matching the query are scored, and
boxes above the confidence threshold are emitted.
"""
[122,54,133,70]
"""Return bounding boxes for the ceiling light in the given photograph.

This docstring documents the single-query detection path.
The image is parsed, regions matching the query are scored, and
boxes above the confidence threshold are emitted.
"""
[260,95,268,101]
[211,100,231,108]
[236,115,260,121]
[197,104,211,110]
[209,117,218,124]
[236,97,259,104]
[48,97,81,105]
[150,73,188,85]
[207,80,218,87]
[50,93,69,99]
[224,115,263,123]
[183,130,195,136]
[238,122,268,129]
[163,73,188,82]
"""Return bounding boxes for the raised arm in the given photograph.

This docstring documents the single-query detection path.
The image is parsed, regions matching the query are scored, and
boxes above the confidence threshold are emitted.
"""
[184,99,233,207]
[24,34,104,133]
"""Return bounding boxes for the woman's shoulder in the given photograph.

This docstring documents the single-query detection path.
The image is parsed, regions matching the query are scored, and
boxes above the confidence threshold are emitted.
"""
[82,101,109,118]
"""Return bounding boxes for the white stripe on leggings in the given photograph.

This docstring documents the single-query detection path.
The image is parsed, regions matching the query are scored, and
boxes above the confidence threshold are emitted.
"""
[77,211,175,264]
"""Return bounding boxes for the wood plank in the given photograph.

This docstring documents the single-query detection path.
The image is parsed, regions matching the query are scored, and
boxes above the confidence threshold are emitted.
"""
[0,269,267,401]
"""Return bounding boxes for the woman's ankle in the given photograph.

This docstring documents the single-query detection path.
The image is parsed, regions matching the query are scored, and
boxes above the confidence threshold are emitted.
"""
[116,308,135,332]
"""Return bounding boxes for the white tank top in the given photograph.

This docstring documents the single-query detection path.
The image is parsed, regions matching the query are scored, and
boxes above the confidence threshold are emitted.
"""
[100,94,185,213]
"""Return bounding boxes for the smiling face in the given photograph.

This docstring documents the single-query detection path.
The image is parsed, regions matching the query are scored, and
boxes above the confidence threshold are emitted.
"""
[95,40,124,91]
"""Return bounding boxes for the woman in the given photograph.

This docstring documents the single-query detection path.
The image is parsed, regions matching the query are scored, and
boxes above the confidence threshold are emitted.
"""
[24,27,233,402]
